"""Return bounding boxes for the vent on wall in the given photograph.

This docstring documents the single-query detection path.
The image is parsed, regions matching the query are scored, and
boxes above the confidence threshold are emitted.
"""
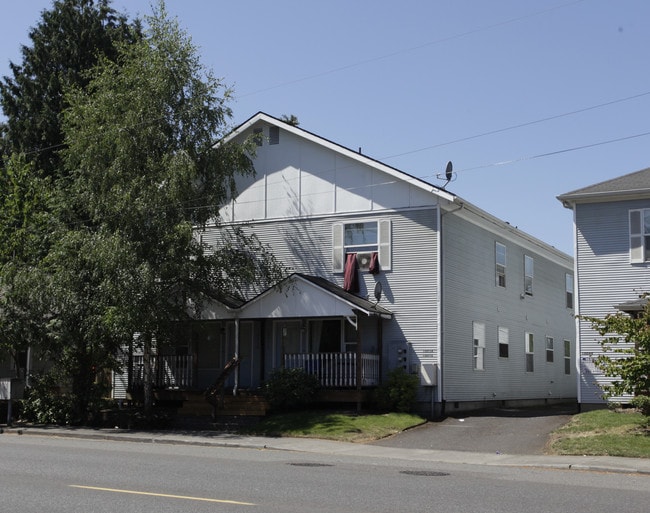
[269,126,280,145]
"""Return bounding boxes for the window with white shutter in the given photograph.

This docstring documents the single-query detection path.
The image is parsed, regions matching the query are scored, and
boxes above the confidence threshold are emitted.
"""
[629,209,650,263]
[332,223,344,272]
[332,219,391,272]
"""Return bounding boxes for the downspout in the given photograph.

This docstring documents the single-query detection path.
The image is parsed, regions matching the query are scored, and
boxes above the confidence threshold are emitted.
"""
[570,203,582,409]
[437,201,462,418]
[234,317,240,396]
[436,204,444,418]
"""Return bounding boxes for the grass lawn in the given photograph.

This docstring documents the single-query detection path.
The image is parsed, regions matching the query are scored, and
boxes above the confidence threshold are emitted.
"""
[243,410,426,443]
[548,409,650,458]
[243,408,650,458]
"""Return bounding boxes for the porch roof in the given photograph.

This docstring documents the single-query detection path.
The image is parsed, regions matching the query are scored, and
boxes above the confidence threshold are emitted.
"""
[614,297,648,317]
[202,273,392,320]
[294,274,392,318]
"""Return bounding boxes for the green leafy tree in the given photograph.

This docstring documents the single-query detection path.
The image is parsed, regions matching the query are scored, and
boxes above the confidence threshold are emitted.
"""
[59,2,286,419]
[585,303,650,415]
[0,0,140,177]
[0,156,52,380]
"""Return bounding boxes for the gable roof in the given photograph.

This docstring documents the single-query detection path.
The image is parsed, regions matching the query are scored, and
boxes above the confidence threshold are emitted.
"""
[238,273,392,319]
[224,111,455,203]
[558,167,650,206]
[294,274,392,318]
[218,111,571,264]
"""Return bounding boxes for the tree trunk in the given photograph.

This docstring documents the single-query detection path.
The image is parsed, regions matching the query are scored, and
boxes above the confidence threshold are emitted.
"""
[143,335,153,420]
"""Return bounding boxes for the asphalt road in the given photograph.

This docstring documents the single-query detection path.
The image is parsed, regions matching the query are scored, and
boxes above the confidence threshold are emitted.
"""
[372,405,577,455]
[3,429,649,513]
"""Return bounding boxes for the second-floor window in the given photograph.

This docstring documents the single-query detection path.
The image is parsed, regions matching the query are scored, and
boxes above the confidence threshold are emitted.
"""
[629,209,650,263]
[333,220,391,272]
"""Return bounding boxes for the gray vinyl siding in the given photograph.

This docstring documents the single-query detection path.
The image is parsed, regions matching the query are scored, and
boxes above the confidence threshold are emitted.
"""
[575,199,650,403]
[441,212,575,403]
[204,207,440,380]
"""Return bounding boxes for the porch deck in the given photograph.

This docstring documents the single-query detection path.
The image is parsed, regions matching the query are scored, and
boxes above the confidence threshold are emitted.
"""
[131,352,380,390]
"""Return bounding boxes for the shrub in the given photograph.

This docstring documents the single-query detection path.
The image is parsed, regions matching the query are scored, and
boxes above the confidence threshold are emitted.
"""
[631,395,650,417]
[20,373,76,425]
[373,367,419,413]
[20,371,110,425]
[263,368,320,411]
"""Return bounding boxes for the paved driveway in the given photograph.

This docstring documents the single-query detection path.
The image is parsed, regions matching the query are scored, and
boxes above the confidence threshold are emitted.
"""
[372,405,577,455]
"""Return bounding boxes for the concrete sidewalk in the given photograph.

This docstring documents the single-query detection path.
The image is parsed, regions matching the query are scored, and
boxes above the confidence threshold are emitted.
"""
[2,424,650,476]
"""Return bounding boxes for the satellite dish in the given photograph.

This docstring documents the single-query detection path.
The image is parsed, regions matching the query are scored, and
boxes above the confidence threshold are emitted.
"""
[445,161,453,181]
[373,281,383,302]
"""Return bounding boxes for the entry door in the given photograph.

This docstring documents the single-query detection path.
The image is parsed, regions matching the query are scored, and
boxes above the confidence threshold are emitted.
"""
[274,321,302,368]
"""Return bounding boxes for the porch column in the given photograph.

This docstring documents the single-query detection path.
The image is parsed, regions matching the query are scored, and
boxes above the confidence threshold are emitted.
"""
[377,315,383,384]
[356,314,362,414]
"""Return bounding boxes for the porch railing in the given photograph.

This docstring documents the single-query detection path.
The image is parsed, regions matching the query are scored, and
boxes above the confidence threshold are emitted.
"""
[132,355,193,389]
[283,353,380,387]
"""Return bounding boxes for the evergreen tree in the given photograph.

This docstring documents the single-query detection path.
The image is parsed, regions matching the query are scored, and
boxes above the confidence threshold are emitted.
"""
[0,0,140,178]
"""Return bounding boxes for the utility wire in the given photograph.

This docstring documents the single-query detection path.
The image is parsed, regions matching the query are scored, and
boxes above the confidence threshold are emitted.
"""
[381,90,650,160]
[458,130,650,173]
[238,0,585,98]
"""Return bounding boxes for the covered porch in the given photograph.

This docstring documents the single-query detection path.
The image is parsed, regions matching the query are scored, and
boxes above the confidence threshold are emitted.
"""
[115,274,392,413]
[223,273,392,394]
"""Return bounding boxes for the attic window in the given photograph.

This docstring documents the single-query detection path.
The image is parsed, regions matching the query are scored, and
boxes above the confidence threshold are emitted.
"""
[269,126,280,145]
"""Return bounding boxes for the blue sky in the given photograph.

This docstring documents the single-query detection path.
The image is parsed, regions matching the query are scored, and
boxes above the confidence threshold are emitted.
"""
[2,1,650,255]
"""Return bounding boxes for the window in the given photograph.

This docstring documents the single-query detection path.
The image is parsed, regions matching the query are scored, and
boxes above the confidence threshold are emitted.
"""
[564,340,571,375]
[524,255,534,295]
[495,242,506,287]
[525,332,534,372]
[629,209,650,263]
[473,322,485,370]
[565,273,574,309]
[332,220,391,272]
[498,326,509,358]
[545,336,554,363]
[344,222,378,252]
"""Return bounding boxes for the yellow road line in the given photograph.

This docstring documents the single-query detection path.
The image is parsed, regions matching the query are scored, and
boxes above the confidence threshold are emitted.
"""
[69,485,256,506]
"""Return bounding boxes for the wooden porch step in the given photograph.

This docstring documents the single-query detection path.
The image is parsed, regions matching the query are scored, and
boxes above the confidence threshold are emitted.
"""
[218,396,270,416]
[180,391,270,417]
[318,389,372,403]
